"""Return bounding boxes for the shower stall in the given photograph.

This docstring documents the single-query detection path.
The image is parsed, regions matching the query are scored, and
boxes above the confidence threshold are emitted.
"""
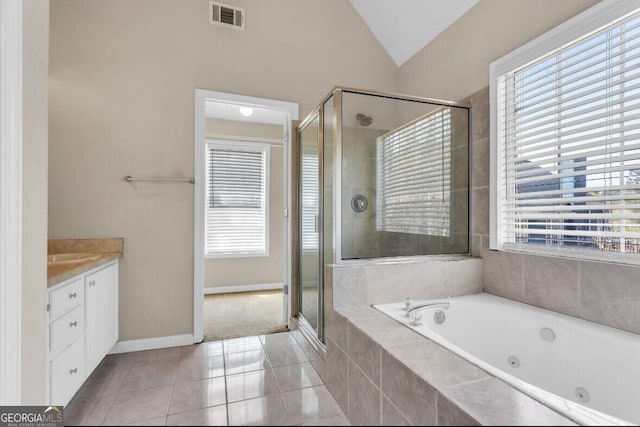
[296,87,470,343]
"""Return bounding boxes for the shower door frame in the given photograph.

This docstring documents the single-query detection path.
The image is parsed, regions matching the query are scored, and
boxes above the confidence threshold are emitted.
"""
[295,86,470,345]
[331,87,471,263]
[296,106,325,343]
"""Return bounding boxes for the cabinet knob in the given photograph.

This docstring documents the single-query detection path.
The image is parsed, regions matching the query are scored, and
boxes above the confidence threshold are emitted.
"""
[69,292,77,299]
[89,280,96,287]
[69,321,78,328]
[69,368,78,375]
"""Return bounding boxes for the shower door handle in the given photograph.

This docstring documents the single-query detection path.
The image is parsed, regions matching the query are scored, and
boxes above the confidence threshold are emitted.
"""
[314,215,319,233]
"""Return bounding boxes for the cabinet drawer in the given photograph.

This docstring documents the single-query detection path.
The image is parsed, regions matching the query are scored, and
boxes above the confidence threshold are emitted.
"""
[49,277,83,320]
[50,306,83,354]
[50,337,85,406]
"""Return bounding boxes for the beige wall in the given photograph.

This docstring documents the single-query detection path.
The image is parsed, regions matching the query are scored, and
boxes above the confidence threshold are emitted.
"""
[399,0,599,101]
[204,119,285,287]
[22,0,49,404]
[48,0,398,341]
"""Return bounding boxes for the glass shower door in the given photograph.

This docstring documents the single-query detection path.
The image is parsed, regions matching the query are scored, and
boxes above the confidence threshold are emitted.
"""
[298,113,321,333]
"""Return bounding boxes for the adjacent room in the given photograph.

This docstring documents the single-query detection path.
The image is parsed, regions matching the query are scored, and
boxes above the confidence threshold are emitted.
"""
[4,0,640,426]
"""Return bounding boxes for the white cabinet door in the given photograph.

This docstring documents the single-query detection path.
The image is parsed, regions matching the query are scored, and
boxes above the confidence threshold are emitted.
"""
[85,262,118,374]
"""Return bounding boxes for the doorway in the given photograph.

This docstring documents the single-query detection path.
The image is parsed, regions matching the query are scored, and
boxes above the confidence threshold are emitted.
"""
[193,90,298,343]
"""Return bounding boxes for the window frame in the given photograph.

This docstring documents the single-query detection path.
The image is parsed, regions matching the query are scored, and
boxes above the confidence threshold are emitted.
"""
[376,107,452,237]
[204,139,270,259]
[300,153,319,252]
[490,0,640,264]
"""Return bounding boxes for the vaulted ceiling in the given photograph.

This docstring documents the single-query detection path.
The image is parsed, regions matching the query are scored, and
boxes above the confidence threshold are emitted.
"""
[350,0,479,66]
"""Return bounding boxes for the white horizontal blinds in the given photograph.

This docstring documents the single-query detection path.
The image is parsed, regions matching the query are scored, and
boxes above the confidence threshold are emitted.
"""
[376,108,451,236]
[206,142,267,256]
[501,10,640,254]
[301,155,319,250]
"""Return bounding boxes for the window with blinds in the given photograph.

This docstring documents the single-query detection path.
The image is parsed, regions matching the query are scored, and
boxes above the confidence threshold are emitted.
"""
[301,155,319,250]
[376,108,451,236]
[493,4,640,262]
[205,140,269,257]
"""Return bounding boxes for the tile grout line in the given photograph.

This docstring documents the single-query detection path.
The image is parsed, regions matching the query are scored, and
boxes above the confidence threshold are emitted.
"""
[162,350,180,424]
[222,340,230,426]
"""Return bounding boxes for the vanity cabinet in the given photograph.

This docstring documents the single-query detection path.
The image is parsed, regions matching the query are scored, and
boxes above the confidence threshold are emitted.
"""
[85,264,118,374]
[47,260,119,405]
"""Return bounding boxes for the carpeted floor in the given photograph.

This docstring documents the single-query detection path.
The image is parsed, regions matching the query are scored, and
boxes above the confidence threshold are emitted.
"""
[203,289,288,341]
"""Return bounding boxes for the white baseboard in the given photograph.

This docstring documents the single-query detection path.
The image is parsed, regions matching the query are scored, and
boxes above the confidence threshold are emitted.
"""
[109,333,195,354]
[204,282,283,295]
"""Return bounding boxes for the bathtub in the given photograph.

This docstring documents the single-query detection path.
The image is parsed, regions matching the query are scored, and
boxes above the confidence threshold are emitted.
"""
[374,293,639,426]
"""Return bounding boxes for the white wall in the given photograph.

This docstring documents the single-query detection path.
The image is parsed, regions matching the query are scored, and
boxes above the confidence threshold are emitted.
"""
[48,0,398,341]
[204,119,285,288]
[22,0,49,404]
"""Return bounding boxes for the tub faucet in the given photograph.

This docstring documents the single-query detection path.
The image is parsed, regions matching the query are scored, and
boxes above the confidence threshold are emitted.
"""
[406,302,450,326]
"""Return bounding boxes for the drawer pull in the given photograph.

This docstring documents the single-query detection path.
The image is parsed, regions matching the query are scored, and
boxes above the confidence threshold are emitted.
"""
[69,321,78,328]
[69,368,78,375]
[69,292,77,299]
[89,280,96,287]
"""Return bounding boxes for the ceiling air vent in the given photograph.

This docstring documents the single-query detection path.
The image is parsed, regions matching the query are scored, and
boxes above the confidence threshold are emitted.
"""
[209,1,244,30]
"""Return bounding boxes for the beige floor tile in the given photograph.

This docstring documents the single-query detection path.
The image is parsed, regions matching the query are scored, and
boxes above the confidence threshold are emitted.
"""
[272,362,323,393]
[67,333,347,427]
[226,369,280,403]
[180,341,223,360]
[300,414,351,426]
[259,332,297,347]
[100,352,138,370]
[224,349,270,375]
[123,416,166,426]
[228,394,297,426]
[119,361,178,392]
[224,336,263,354]
[165,405,227,426]
[102,386,172,425]
[64,393,116,426]
[168,377,226,415]
[73,366,129,400]
[175,354,225,383]
[132,347,182,367]
[281,385,343,424]
[264,342,308,367]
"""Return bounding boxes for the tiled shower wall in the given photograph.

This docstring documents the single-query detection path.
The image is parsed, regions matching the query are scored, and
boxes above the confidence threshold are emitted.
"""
[470,86,640,335]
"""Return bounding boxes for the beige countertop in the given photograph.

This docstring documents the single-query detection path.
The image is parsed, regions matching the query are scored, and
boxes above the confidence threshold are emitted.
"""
[47,253,121,288]
[47,238,124,288]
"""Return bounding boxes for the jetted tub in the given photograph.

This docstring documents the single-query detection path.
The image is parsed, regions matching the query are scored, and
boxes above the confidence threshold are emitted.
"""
[375,293,639,425]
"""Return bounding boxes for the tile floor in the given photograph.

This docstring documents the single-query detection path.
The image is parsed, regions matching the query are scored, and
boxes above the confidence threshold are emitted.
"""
[64,332,349,426]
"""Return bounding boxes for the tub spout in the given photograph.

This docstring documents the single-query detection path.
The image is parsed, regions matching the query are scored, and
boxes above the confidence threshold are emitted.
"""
[406,302,450,326]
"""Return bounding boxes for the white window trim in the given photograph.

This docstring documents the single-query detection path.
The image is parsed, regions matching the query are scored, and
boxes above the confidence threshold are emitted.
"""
[204,139,270,259]
[490,0,640,264]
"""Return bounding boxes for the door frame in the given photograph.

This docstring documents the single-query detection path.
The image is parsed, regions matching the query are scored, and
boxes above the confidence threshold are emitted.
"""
[0,0,23,405]
[193,89,298,343]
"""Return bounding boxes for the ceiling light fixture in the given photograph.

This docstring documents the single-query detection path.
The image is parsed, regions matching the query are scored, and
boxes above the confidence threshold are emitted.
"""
[239,106,254,117]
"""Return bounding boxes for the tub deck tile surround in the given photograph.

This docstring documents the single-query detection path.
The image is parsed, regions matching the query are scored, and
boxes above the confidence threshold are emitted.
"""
[330,306,575,426]
[323,258,575,426]
[385,340,489,391]
[443,377,577,426]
